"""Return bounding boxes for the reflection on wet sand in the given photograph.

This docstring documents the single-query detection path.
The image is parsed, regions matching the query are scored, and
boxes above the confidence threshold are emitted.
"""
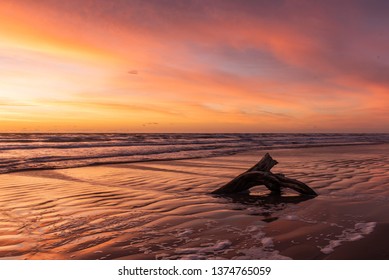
[0,144,389,259]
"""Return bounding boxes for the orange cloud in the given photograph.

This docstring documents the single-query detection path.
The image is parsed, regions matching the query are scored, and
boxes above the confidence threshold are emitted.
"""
[1,0,388,132]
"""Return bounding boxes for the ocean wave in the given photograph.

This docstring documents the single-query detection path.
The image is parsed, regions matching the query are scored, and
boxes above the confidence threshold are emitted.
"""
[0,133,389,174]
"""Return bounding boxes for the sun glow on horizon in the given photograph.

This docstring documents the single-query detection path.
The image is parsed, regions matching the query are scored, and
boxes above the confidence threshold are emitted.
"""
[1,0,389,133]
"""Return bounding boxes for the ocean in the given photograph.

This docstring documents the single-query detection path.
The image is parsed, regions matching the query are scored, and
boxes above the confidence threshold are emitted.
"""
[1,133,389,174]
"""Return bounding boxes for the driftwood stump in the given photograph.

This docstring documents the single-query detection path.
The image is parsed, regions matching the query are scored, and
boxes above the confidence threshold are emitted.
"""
[211,153,317,196]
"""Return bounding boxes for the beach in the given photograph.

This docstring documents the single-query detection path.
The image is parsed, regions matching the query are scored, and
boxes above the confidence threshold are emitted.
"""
[0,143,389,260]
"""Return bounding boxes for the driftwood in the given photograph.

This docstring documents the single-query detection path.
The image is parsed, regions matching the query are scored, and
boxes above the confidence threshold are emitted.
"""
[211,153,317,196]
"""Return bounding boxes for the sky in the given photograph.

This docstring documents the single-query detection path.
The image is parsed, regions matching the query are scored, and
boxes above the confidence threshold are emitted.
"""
[0,0,388,132]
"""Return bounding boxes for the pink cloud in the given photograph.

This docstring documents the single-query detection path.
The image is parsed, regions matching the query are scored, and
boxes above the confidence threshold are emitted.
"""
[1,0,388,131]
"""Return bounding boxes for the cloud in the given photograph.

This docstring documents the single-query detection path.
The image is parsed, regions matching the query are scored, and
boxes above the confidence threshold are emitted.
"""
[40,99,182,116]
[1,0,388,131]
[0,98,32,107]
[142,122,159,127]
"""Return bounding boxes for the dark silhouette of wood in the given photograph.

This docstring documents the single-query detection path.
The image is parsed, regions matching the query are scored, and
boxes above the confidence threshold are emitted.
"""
[211,153,317,196]
[247,152,278,172]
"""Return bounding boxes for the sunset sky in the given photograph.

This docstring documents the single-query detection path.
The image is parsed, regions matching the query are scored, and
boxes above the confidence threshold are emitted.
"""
[0,0,388,132]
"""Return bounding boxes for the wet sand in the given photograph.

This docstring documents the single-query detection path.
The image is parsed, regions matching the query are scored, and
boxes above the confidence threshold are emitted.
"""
[0,144,389,259]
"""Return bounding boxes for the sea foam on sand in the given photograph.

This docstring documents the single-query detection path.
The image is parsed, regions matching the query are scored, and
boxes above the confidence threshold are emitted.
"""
[1,144,389,259]
[320,222,377,254]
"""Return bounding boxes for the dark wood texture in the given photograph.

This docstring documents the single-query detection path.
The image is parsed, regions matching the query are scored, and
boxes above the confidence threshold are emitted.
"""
[211,153,317,196]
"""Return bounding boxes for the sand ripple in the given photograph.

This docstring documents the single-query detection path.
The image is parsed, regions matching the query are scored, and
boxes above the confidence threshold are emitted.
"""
[0,144,389,259]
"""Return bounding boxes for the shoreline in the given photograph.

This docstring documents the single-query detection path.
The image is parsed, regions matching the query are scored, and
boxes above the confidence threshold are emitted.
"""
[0,143,388,259]
[1,142,389,176]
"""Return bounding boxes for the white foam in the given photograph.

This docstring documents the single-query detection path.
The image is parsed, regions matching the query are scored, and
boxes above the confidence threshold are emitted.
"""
[320,222,377,254]
[173,240,232,259]
[282,214,317,224]
[232,224,291,259]
[234,247,292,260]
[261,237,274,247]
[355,222,376,235]
[284,214,299,221]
